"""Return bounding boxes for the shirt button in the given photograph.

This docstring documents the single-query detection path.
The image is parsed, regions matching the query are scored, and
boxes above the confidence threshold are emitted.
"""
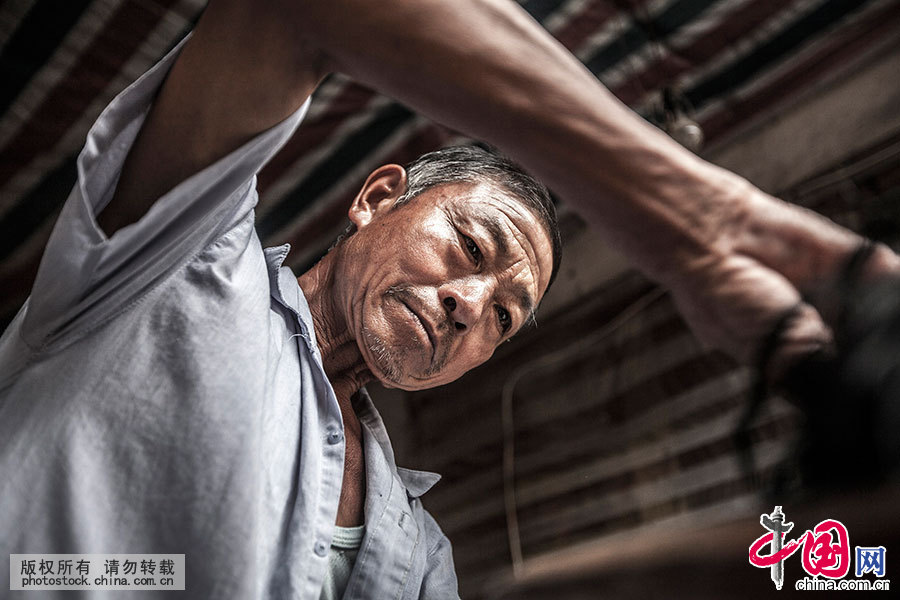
[326,429,343,445]
[314,541,328,557]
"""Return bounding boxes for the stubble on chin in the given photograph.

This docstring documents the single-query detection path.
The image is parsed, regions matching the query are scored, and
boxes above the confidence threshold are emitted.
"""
[361,325,450,388]
[361,326,404,385]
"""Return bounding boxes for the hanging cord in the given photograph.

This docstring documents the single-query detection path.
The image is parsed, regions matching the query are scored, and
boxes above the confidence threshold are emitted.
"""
[500,286,666,578]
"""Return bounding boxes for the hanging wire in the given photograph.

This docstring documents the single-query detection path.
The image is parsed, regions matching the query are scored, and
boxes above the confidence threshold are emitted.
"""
[500,286,666,577]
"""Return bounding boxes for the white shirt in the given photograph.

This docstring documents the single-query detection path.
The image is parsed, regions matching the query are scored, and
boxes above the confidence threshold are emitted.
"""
[0,35,458,599]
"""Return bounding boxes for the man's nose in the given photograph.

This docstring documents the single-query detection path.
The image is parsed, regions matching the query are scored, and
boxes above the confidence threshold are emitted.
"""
[438,280,490,332]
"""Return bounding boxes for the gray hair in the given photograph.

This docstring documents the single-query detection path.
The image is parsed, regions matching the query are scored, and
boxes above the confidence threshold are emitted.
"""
[337,145,562,288]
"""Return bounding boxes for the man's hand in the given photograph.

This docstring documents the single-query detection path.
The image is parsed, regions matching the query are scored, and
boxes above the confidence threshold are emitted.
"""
[669,184,900,378]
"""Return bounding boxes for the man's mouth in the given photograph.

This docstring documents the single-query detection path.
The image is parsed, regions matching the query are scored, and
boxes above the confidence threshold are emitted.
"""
[400,298,437,362]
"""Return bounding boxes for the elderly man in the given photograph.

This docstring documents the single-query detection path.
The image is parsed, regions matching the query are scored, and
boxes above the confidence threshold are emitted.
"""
[1,0,897,598]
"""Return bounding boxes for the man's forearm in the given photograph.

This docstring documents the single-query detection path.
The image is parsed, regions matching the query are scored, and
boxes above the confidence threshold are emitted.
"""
[118,0,895,364]
[295,0,900,366]
[297,0,744,282]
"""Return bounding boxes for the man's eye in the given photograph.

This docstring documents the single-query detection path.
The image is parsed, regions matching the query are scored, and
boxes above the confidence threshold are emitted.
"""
[463,235,482,264]
[496,305,512,333]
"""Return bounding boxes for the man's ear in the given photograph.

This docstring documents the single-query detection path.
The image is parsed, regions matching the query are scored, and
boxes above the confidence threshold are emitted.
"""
[348,164,408,230]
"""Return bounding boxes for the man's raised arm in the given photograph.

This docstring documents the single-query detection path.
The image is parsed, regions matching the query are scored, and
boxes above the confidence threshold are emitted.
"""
[104,0,900,369]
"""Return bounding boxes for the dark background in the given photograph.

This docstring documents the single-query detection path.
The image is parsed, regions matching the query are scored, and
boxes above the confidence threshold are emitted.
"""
[2,1,899,597]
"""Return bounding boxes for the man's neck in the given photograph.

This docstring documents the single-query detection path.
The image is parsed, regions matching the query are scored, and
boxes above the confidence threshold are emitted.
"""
[297,251,374,414]
[299,252,370,527]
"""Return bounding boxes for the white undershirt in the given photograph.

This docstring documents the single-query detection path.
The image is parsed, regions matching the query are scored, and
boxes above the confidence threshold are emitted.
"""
[318,524,365,600]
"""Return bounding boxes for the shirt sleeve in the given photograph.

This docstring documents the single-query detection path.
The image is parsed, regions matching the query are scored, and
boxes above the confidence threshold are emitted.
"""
[20,34,309,350]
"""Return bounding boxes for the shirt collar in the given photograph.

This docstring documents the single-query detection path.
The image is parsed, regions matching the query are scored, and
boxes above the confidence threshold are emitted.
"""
[354,388,441,499]
[264,244,320,357]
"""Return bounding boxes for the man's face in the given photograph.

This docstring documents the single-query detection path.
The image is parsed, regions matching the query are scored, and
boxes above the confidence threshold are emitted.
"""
[338,179,554,391]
